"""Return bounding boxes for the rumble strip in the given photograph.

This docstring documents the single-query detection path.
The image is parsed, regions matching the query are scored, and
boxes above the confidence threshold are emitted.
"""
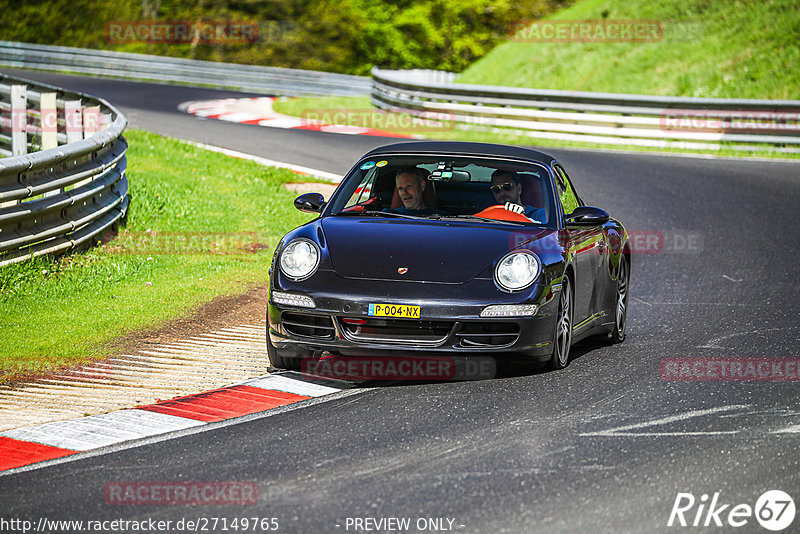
[179,97,414,138]
[0,373,351,474]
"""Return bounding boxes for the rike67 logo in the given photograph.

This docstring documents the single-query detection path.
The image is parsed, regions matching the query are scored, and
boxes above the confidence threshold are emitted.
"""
[668,490,795,531]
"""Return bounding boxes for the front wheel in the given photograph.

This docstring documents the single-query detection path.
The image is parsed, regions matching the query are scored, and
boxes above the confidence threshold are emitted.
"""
[549,276,573,370]
[266,334,306,371]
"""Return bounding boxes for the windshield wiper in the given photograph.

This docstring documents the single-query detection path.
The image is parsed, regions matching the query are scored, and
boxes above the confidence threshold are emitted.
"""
[334,210,423,219]
[439,214,529,226]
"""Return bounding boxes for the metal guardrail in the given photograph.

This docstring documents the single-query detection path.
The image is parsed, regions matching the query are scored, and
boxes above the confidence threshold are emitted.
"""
[372,68,800,152]
[0,73,128,267]
[0,41,371,97]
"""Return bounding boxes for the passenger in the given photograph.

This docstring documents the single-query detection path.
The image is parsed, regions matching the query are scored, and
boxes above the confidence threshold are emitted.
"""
[490,169,546,223]
[386,167,449,216]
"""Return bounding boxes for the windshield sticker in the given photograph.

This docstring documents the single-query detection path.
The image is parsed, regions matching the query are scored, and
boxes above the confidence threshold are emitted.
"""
[376,160,388,167]
[360,161,376,170]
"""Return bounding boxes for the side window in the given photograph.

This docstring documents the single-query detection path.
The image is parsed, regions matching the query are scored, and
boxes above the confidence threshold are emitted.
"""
[553,164,580,215]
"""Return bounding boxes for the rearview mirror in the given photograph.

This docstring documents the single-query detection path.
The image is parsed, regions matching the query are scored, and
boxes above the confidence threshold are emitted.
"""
[565,206,609,226]
[294,192,326,213]
[428,170,471,182]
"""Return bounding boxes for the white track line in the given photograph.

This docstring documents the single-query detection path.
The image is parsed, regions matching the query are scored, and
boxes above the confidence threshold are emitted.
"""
[183,140,343,182]
[580,405,749,437]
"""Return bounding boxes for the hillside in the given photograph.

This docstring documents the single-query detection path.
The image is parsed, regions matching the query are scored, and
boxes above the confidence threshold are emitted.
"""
[0,0,571,76]
[457,0,799,99]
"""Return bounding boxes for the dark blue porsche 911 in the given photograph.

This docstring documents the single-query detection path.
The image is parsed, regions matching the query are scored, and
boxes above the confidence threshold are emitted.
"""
[267,141,630,372]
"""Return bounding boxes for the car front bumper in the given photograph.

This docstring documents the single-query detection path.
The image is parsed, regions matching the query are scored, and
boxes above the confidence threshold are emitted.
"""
[268,270,562,360]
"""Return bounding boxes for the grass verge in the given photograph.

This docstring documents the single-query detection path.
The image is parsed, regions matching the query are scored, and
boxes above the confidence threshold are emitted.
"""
[0,128,317,383]
[273,96,800,160]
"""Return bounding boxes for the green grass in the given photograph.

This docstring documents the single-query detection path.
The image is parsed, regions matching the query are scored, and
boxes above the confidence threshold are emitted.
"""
[273,96,800,160]
[457,0,800,99]
[0,129,317,383]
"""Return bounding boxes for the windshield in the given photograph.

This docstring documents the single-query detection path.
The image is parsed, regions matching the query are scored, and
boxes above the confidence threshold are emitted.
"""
[327,156,557,227]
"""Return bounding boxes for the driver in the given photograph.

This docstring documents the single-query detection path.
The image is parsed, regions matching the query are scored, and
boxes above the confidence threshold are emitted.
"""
[490,169,545,223]
[385,167,449,216]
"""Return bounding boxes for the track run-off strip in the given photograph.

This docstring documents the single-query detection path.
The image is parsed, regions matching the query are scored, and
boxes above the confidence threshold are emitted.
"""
[0,322,354,474]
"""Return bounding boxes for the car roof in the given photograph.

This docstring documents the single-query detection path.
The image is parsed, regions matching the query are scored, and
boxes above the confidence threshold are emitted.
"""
[363,141,555,165]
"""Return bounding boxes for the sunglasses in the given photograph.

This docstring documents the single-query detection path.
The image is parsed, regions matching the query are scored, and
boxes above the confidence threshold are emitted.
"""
[490,182,516,193]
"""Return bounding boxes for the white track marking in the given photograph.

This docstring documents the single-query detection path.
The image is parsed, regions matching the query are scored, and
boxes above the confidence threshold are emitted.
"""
[722,274,743,282]
[244,375,342,397]
[580,405,749,437]
[216,112,261,122]
[0,410,205,451]
[183,140,343,182]
[258,117,308,128]
[772,425,800,434]
[698,327,789,349]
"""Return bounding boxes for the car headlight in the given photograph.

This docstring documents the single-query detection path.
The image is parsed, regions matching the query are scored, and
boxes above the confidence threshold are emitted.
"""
[495,251,541,291]
[279,238,320,280]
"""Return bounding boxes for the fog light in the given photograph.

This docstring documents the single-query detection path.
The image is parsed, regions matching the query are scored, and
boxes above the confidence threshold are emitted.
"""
[480,304,538,317]
[272,291,316,308]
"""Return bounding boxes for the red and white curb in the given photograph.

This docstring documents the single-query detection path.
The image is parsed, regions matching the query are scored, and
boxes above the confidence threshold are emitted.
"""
[0,373,349,473]
[179,97,414,139]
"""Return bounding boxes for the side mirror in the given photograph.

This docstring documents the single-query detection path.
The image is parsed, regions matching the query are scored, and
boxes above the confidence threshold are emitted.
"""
[294,192,326,213]
[565,206,610,226]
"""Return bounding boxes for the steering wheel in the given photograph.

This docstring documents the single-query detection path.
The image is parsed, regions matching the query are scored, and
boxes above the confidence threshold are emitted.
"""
[473,205,532,223]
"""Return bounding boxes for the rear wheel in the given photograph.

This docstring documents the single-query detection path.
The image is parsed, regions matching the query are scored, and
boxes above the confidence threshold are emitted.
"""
[608,258,628,344]
[549,276,573,370]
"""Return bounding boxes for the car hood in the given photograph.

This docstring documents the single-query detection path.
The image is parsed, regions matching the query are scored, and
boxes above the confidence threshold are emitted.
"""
[321,217,553,283]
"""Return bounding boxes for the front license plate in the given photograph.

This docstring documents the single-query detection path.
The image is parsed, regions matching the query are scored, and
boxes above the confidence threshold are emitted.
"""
[368,303,420,318]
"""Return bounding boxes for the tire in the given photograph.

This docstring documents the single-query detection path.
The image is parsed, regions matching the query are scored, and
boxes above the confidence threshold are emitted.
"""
[607,257,628,344]
[266,334,304,371]
[549,275,573,370]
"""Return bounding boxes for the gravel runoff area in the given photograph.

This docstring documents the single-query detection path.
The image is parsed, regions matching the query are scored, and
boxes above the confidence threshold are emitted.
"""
[0,285,276,433]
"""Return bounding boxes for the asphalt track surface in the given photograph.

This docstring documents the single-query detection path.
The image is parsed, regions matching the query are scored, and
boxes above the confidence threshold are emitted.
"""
[2,69,800,533]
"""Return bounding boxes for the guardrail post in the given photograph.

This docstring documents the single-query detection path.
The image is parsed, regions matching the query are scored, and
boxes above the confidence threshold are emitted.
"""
[40,92,58,150]
[10,84,27,156]
[64,99,82,144]
[63,99,83,191]
[72,105,101,188]
[83,106,100,139]
[40,92,59,198]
